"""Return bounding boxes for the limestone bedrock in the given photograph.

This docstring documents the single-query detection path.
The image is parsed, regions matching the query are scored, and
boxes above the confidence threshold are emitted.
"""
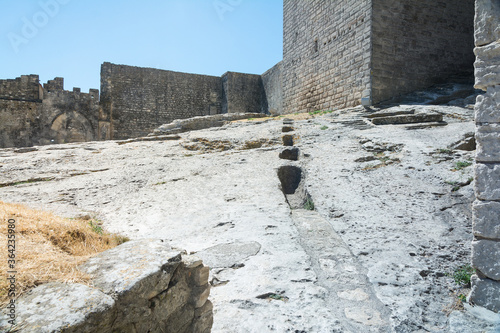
[0,104,499,332]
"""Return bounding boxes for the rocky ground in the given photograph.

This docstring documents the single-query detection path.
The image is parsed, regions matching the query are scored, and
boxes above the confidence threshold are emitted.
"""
[1,97,500,332]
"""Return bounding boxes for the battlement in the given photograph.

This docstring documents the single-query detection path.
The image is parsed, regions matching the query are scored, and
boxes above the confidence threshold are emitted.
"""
[0,75,42,102]
[43,77,64,92]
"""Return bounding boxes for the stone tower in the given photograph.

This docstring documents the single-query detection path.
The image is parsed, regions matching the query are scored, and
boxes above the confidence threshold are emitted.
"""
[283,0,475,113]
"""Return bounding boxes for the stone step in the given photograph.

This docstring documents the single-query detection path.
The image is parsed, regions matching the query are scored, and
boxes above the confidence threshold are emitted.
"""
[405,121,448,130]
[365,109,415,118]
[370,113,443,125]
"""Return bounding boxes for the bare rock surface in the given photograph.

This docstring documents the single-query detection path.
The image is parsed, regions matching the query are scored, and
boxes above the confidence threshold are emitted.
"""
[1,104,499,332]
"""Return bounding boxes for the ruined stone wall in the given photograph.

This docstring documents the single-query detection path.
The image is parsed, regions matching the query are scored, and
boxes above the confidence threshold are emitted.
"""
[0,75,43,148]
[101,62,223,140]
[282,0,372,113]
[0,100,42,148]
[222,72,265,114]
[371,0,475,104]
[470,0,500,313]
[0,75,42,102]
[0,239,213,332]
[262,62,283,115]
[41,86,100,145]
[0,76,100,148]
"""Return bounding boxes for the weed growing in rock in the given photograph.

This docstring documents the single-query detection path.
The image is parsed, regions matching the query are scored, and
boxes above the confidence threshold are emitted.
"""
[453,160,473,171]
[457,294,467,303]
[320,125,329,130]
[309,109,334,116]
[438,148,453,154]
[450,265,474,287]
[304,198,315,210]
[89,220,104,235]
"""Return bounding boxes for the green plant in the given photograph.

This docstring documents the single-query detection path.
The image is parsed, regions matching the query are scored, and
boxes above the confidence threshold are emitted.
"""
[320,125,329,130]
[450,265,474,287]
[453,161,473,171]
[89,220,104,235]
[457,294,467,303]
[438,148,453,154]
[304,198,315,210]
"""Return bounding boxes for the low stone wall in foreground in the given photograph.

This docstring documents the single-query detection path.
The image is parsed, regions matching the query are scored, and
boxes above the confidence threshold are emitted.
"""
[0,239,213,333]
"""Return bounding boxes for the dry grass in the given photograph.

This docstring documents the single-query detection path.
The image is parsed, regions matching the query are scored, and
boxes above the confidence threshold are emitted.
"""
[0,201,128,307]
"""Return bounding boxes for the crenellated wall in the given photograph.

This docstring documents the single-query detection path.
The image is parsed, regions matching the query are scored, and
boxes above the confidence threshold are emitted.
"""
[0,76,100,148]
[470,0,500,313]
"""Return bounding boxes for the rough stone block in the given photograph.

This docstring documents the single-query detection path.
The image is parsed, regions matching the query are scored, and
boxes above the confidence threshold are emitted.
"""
[475,41,500,90]
[193,285,211,308]
[470,275,500,313]
[473,201,500,239]
[476,123,500,162]
[80,239,181,299]
[182,254,203,269]
[475,86,500,123]
[0,282,115,333]
[475,163,500,201]
[472,239,500,280]
[475,0,500,46]
[192,300,214,333]
[191,266,210,286]
[79,239,182,325]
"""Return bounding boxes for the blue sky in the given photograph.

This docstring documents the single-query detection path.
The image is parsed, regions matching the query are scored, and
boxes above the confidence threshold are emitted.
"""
[1,0,283,92]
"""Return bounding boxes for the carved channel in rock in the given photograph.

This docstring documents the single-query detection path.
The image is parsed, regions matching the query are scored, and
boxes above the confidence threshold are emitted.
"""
[277,165,313,210]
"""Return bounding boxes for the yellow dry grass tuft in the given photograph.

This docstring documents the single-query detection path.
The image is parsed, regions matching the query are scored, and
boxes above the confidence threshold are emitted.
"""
[0,201,128,307]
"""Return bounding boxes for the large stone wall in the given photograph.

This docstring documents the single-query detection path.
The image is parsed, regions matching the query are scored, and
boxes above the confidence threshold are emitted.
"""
[101,63,275,140]
[282,0,372,113]
[0,76,100,148]
[0,239,213,332]
[101,62,223,140]
[222,72,265,114]
[371,0,475,103]
[282,0,475,111]
[262,62,283,115]
[470,0,500,313]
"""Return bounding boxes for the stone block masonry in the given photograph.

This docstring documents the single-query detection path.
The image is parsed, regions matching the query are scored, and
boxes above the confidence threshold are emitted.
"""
[262,61,283,115]
[0,76,100,148]
[0,239,213,332]
[101,62,274,140]
[371,0,475,103]
[283,0,372,114]
[470,0,500,313]
[101,63,223,140]
[282,0,475,113]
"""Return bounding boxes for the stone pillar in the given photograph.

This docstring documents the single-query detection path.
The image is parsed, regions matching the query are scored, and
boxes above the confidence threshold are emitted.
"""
[470,0,500,313]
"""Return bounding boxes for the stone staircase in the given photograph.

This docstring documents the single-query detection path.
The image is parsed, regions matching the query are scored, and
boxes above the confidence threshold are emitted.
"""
[366,108,447,129]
